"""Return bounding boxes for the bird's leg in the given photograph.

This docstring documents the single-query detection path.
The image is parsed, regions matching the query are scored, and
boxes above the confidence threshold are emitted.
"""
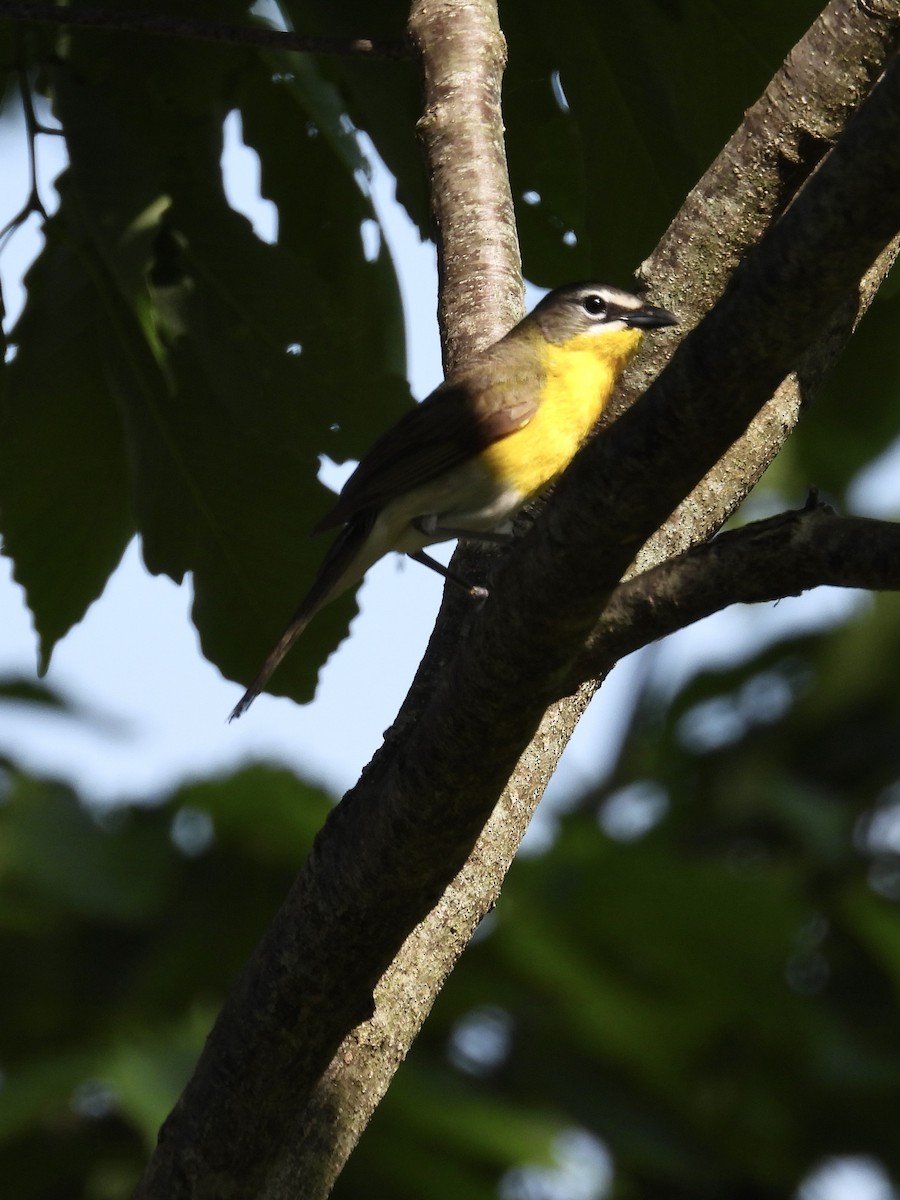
[407,550,489,601]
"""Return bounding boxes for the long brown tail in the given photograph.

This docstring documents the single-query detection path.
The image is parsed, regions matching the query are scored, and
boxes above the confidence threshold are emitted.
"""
[228,516,374,721]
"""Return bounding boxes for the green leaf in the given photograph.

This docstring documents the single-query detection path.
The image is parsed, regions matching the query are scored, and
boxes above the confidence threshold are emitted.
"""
[5,22,409,700]
[499,0,824,286]
[283,0,430,235]
[0,219,134,671]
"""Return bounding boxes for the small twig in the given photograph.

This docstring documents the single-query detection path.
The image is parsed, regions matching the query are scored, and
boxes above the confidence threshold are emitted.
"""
[0,2,410,59]
[0,68,54,248]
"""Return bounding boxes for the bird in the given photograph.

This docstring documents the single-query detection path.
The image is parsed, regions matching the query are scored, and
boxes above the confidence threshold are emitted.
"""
[229,282,678,719]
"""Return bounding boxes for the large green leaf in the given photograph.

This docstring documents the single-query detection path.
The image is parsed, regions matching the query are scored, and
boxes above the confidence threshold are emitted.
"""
[502,0,824,285]
[283,0,431,236]
[3,14,407,700]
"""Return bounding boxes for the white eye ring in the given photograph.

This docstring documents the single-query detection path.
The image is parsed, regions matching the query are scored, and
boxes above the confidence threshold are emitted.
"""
[582,294,607,318]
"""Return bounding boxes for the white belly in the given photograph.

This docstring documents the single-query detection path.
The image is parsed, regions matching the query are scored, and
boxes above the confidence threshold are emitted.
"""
[328,457,526,598]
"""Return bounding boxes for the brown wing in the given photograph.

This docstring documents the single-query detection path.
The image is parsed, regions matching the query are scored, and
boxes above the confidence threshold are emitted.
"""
[313,333,541,532]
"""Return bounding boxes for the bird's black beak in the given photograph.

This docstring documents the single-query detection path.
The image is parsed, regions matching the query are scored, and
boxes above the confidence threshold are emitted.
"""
[625,303,679,330]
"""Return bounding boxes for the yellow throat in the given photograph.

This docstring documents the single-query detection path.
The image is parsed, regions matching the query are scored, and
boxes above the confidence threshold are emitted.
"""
[480,326,644,499]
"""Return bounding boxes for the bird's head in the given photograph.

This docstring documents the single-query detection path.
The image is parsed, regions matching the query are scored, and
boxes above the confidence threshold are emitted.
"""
[531,282,678,344]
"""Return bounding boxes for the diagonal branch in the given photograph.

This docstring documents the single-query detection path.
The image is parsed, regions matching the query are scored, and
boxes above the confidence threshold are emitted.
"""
[567,501,900,690]
[0,1,409,59]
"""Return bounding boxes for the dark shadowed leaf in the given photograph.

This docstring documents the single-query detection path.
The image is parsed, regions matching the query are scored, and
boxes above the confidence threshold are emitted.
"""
[0,221,134,670]
[2,17,407,701]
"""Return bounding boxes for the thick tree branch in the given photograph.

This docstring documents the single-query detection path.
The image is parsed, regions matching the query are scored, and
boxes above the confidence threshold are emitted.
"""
[628,237,898,583]
[617,0,900,557]
[521,54,900,654]
[135,4,900,1198]
[640,0,900,326]
[0,1,408,59]
[630,0,900,398]
[567,503,900,688]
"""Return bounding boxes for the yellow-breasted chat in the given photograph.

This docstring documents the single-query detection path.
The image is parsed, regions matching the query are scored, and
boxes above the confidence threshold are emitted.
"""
[229,282,678,719]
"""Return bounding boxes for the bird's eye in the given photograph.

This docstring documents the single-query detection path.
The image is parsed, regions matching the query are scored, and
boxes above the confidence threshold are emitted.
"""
[582,294,607,317]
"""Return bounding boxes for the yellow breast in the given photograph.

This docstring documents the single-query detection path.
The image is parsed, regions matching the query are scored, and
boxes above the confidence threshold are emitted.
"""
[480,327,643,498]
